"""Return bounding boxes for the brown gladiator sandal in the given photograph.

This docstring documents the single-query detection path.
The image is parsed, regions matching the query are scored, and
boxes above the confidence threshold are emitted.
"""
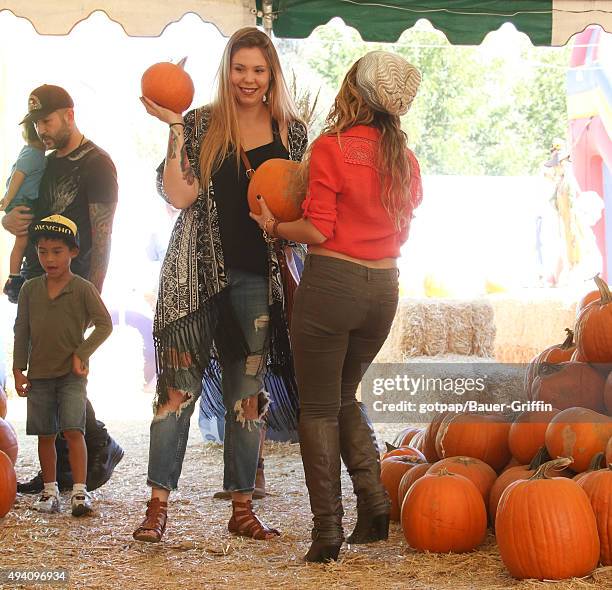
[228,500,280,540]
[133,498,168,543]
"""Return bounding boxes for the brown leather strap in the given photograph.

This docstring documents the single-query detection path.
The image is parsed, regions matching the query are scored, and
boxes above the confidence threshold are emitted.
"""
[239,147,255,180]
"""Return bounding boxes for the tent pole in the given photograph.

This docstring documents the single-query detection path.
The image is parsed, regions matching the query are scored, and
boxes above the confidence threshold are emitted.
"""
[262,0,273,37]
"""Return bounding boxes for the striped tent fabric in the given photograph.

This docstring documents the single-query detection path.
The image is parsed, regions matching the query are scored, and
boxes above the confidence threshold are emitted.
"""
[261,0,612,46]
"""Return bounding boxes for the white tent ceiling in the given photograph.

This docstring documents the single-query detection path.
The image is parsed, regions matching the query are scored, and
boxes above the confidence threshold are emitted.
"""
[1,0,256,36]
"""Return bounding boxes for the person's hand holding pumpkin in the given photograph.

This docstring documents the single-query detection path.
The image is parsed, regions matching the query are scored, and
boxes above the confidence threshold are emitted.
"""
[249,195,278,240]
[140,96,184,126]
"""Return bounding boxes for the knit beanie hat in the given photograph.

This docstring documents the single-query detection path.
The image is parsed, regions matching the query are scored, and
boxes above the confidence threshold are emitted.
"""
[355,50,421,116]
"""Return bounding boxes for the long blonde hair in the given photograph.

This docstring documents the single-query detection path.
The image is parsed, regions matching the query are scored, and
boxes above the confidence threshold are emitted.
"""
[301,60,417,230]
[198,27,300,186]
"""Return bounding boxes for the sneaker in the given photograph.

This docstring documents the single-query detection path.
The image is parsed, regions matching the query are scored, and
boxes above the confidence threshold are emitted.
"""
[71,490,93,517]
[32,492,60,514]
[3,275,24,304]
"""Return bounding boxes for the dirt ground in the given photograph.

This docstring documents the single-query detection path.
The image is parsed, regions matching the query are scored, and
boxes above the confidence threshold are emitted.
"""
[1,398,611,590]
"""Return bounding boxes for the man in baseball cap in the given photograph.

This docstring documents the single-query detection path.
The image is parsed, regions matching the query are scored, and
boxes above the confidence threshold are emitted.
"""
[20,84,74,125]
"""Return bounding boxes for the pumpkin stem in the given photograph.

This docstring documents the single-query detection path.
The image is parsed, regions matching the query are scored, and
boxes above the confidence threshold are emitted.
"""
[530,457,572,480]
[593,274,612,304]
[561,328,574,349]
[385,441,397,453]
[177,56,188,69]
[587,452,605,471]
[528,446,551,470]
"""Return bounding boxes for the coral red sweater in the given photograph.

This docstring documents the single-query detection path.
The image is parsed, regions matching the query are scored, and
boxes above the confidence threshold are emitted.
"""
[302,125,422,259]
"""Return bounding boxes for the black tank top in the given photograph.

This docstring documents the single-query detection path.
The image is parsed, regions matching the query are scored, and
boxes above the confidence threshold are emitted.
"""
[212,120,289,277]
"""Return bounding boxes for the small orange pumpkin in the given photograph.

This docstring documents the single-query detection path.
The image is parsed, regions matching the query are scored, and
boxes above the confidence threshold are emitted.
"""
[0,450,16,518]
[401,469,487,553]
[247,159,303,222]
[496,458,600,580]
[525,329,575,398]
[392,426,423,448]
[141,57,195,113]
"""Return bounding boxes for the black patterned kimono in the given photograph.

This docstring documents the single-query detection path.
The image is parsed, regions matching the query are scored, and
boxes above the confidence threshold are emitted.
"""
[153,106,308,430]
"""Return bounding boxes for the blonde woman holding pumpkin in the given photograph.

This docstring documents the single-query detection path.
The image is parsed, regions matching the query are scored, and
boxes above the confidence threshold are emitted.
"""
[134,27,307,543]
[251,51,423,561]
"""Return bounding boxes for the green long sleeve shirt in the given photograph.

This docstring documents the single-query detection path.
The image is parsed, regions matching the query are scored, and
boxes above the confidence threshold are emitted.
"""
[13,274,113,378]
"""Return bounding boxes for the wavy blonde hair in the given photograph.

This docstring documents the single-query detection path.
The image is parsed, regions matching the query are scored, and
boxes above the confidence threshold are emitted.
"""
[198,27,300,186]
[300,60,417,230]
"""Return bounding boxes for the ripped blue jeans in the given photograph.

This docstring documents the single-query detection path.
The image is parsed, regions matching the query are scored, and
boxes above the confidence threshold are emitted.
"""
[147,268,269,492]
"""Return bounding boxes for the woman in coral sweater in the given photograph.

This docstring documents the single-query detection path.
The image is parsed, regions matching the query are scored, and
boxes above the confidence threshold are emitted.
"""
[251,51,423,562]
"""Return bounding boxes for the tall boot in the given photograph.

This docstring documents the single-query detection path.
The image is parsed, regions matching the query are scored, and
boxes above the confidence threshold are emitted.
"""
[298,416,344,562]
[338,402,390,544]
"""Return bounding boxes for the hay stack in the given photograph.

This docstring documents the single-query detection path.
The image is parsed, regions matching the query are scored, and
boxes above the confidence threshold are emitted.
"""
[376,298,495,363]
[489,289,577,362]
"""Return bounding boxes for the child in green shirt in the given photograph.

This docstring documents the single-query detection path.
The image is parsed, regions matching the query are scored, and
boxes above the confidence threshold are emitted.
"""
[13,214,112,516]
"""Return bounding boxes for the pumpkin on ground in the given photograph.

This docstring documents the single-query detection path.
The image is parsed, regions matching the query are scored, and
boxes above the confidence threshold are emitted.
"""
[524,329,575,397]
[0,450,16,518]
[427,456,497,505]
[575,275,612,363]
[401,469,487,553]
[530,362,605,412]
[435,413,511,471]
[141,57,194,113]
[545,407,612,472]
[578,465,612,565]
[247,159,303,222]
[381,454,426,521]
[496,458,600,580]
[0,418,18,465]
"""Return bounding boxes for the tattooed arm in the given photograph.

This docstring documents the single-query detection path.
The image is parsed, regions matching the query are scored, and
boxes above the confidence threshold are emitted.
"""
[88,201,116,293]
[141,97,199,209]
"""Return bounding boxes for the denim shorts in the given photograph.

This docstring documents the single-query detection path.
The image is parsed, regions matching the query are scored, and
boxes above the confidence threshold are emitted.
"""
[26,372,88,435]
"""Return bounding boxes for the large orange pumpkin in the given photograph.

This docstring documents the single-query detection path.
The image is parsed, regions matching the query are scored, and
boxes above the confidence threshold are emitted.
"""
[247,159,303,222]
[141,57,194,113]
[0,385,6,419]
[508,409,560,464]
[524,329,575,398]
[435,413,511,471]
[530,362,605,412]
[0,418,17,465]
[0,450,16,518]
[545,407,612,473]
[575,275,612,363]
[496,458,600,580]
[380,454,426,521]
[401,470,487,553]
[427,456,497,505]
[578,465,612,565]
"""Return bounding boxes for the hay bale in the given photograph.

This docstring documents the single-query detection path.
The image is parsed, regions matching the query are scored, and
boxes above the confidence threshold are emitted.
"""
[376,298,495,363]
[490,289,577,362]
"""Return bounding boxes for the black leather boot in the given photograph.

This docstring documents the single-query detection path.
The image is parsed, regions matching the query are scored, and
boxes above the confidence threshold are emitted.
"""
[339,402,390,544]
[299,417,344,562]
[86,437,124,491]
